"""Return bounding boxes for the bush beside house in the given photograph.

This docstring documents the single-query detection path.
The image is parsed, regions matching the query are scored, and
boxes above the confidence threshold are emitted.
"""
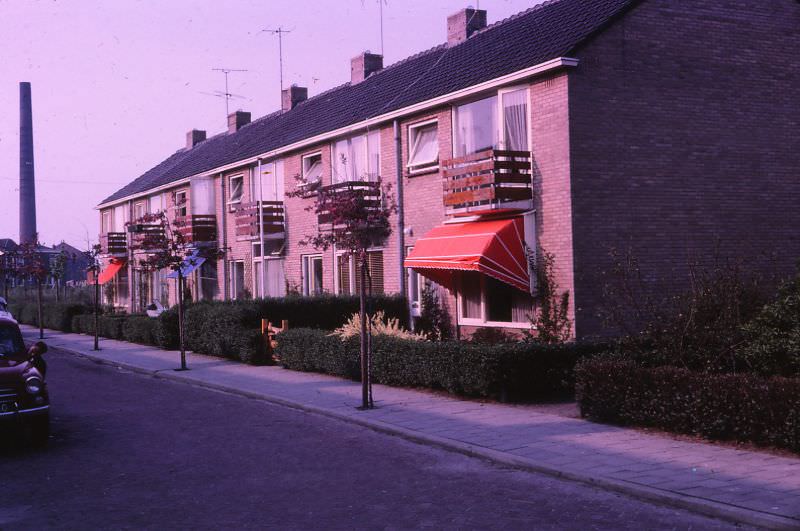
[276,328,605,400]
[576,356,800,453]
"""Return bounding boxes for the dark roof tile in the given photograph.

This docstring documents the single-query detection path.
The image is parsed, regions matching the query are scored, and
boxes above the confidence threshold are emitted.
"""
[101,0,637,205]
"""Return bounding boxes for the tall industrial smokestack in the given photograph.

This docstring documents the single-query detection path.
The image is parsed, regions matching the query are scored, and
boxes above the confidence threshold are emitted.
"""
[19,81,37,244]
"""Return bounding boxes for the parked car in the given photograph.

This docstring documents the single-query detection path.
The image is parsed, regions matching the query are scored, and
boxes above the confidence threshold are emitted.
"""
[0,316,49,445]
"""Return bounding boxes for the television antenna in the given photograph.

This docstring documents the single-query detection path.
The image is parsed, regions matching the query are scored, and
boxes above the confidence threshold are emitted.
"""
[211,67,249,117]
[260,27,293,94]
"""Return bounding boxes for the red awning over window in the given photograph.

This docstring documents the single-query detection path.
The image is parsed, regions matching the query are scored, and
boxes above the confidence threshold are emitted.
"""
[98,258,126,285]
[404,217,530,292]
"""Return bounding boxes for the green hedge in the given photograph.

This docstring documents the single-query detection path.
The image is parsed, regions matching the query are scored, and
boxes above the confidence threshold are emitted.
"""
[575,357,800,453]
[276,328,605,400]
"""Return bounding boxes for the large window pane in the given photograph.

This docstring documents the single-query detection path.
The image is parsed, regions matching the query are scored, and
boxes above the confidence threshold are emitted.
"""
[460,272,482,319]
[502,89,529,151]
[454,96,498,157]
[485,276,513,323]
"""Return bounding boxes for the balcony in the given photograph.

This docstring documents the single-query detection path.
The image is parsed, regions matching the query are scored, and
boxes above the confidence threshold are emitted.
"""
[234,201,285,241]
[316,181,382,227]
[100,232,127,257]
[129,222,166,252]
[442,149,533,215]
[174,215,218,245]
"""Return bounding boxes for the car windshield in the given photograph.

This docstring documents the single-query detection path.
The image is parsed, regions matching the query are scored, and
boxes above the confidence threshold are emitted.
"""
[0,323,25,358]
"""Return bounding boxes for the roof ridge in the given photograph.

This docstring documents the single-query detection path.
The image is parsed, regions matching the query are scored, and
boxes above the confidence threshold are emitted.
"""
[472,0,564,38]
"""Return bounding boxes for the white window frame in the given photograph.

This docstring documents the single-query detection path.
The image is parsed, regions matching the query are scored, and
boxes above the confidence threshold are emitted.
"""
[133,201,147,221]
[102,211,113,234]
[301,254,324,296]
[301,152,323,185]
[406,246,423,317]
[174,189,188,218]
[406,119,439,174]
[228,260,246,300]
[451,85,531,157]
[331,130,380,184]
[456,274,531,329]
[228,174,244,209]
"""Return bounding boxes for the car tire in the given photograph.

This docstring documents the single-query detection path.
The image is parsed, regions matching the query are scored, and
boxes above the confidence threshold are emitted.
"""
[29,413,50,447]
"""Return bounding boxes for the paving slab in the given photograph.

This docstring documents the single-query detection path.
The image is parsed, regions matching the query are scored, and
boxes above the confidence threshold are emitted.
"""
[22,325,800,530]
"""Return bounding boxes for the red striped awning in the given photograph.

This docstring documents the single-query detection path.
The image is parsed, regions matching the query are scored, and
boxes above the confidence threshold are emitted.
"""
[404,217,530,292]
[98,258,126,285]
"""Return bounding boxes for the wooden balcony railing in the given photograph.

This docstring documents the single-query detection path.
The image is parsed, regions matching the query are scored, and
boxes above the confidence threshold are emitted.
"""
[129,222,166,251]
[100,232,127,256]
[442,149,533,215]
[174,215,217,244]
[316,181,382,227]
[234,201,285,241]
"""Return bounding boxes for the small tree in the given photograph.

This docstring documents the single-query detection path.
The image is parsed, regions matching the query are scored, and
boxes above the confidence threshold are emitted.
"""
[0,247,19,301]
[290,174,396,409]
[85,244,102,351]
[415,281,453,341]
[50,249,68,302]
[129,212,223,370]
[18,238,49,339]
[526,248,572,344]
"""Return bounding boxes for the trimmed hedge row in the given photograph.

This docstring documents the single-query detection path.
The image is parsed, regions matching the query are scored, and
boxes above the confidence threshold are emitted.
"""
[575,357,800,453]
[275,328,605,400]
[7,300,87,333]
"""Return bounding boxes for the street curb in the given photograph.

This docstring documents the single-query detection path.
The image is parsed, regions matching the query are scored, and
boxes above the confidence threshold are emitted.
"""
[49,340,798,530]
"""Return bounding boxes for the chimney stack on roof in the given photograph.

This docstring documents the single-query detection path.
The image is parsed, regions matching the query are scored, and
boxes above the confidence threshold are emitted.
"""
[351,51,383,84]
[227,110,251,133]
[281,85,308,112]
[186,129,206,149]
[447,8,487,45]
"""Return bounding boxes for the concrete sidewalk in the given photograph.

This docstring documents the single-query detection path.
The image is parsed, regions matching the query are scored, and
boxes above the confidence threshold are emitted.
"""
[23,325,800,529]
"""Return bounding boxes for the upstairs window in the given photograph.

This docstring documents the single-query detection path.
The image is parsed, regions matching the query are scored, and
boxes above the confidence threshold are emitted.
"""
[332,130,380,183]
[101,211,113,234]
[301,152,322,185]
[134,202,147,221]
[149,194,163,214]
[407,121,439,173]
[174,190,188,218]
[453,95,498,157]
[228,174,244,207]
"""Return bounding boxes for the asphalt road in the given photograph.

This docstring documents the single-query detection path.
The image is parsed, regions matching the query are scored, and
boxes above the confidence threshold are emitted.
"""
[0,349,747,530]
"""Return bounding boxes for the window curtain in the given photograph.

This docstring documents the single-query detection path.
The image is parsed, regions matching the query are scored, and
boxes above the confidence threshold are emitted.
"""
[408,125,438,167]
[256,161,285,202]
[333,131,380,183]
[265,259,286,297]
[191,176,215,215]
[502,89,529,152]
[454,96,497,157]
[113,205,128,232]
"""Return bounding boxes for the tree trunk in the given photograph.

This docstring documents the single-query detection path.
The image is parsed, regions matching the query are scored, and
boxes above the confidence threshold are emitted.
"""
[93,277,100,351]
[359,257,369,409]
[37,281,43,339]
[55,279,61,302]
[177,273,187,370]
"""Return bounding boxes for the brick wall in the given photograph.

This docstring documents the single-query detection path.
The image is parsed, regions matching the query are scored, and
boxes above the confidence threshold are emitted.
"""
[568,0,800,338]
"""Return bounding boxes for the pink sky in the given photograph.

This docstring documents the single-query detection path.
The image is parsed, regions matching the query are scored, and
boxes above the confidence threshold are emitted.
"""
[0,0,541,249]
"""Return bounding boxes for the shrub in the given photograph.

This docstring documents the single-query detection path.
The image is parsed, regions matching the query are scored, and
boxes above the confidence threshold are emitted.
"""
[737,272,800,377]
[277,328,604,400]
[42,303,87,332]
[153,307,179,350]
[122,315,158,346]
[331,311,423,341]
[576,356,800,453]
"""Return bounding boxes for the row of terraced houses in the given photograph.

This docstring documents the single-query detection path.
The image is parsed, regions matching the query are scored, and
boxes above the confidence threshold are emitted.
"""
[95,0,800,339]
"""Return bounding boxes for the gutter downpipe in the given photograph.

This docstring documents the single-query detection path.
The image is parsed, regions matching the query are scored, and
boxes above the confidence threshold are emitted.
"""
[220,172,229,301]
[393,120,406,307]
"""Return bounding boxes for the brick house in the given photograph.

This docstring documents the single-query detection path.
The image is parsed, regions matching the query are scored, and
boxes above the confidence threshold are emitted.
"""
[96,0,800,339]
